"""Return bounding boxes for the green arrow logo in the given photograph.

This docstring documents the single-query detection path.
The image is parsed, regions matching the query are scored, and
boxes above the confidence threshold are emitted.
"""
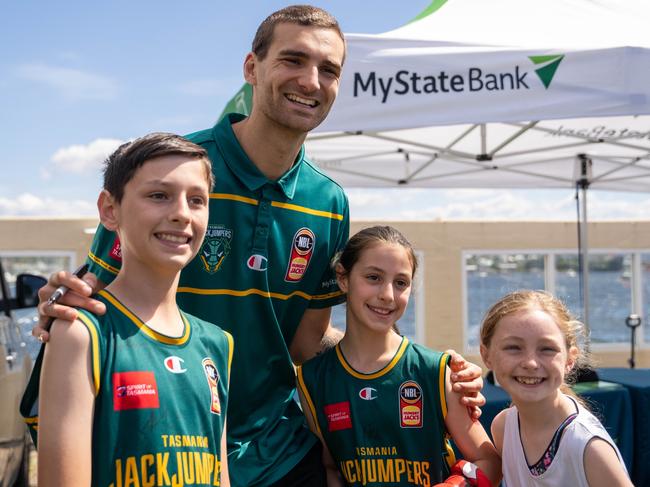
[529,55,565,89]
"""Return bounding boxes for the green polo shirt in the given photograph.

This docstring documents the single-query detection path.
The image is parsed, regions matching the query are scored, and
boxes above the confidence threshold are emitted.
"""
[87,113,349,486]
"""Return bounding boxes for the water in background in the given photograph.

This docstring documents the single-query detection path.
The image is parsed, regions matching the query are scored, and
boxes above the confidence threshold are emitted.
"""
[466,270,634,348]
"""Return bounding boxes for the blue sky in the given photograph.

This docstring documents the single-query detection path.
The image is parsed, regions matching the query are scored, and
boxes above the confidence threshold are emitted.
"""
[2,0,649,220]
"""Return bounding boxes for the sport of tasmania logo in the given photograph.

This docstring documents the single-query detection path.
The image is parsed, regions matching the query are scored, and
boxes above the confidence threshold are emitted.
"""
[109,237,122,262]
[399,380,423,428]
[324,401,352,432]
[284,227,315,282]
[202,358,221,415]
[112,371,159,411]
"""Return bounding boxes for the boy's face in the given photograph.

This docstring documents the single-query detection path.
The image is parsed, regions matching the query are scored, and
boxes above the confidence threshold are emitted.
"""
[245,22,345,135]
[102,155,210,276]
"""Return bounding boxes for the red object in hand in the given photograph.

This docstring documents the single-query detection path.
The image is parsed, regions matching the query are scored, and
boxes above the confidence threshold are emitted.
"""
[436,460,491,487]
[433,474,470,486]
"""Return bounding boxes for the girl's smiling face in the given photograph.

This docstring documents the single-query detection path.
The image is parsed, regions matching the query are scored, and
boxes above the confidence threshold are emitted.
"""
[481,308,577,405]
[337,242,413,336]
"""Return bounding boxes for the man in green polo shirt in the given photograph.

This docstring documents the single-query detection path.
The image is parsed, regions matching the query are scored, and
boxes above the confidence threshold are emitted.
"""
[35,5,485,486]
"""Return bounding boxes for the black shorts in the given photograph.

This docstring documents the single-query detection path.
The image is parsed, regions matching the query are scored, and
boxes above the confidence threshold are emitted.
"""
[270,442,326,487]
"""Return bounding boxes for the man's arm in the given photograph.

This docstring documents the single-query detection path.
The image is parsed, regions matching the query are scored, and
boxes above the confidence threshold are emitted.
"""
[446,349,486,419]
[289,307,342,365]
[33,271,107,342]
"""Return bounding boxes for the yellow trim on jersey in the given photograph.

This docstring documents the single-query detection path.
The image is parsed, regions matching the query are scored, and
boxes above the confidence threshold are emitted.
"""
[271,201,344,221]
[210,193,258,205]
[99,290,191,346]
[336,337,409,380]
[224,331,234,386]
[23,417,38,425]
[439,352,450,419]
[88,251,120,276]
[210,192,344,221]
[296,366,323,437]
[177,286,343,302]
[77,312,102,395]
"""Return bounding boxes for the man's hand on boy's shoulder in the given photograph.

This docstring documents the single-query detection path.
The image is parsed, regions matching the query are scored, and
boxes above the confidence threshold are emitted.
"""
[446,349,485,420]
[33,270,107,342]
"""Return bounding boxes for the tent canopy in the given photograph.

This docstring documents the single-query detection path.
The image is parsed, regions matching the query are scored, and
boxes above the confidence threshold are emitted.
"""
[223,0,650,192]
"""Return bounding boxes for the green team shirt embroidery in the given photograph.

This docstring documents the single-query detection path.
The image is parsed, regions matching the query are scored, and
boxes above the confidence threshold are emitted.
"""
[21,290,233,487]
[298,339,454,487]
[87,113,350,486]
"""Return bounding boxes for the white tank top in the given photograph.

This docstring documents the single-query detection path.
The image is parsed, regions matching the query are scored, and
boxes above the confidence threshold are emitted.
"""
[501,396,628,486]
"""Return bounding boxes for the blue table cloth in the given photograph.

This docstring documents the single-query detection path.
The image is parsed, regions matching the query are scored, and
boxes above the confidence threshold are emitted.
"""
[598,368,650,486]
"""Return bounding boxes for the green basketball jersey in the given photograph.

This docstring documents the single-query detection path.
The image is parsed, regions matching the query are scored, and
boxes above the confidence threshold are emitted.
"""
[86,113,350,486]
[21,290,233,487]
[298,338,454,487]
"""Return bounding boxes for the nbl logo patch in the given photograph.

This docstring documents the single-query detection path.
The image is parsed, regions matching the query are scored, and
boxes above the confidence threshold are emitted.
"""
[202,358,221,415]
[284,227,315,282]
[399,380,423,428]
[200,224,232,274]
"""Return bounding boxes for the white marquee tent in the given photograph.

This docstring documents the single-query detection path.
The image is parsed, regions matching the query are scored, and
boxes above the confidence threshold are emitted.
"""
[222,0,650,332]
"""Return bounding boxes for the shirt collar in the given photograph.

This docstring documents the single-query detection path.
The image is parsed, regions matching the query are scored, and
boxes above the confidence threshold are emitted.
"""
[213,113,303,199]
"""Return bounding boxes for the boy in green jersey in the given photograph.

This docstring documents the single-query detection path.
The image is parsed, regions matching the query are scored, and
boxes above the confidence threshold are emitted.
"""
[22,133,233,486]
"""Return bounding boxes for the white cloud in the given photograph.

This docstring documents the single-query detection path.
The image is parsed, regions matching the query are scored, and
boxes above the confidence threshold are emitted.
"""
[15,63,118,100]
[50,138,124,173]
[0,193,96,217]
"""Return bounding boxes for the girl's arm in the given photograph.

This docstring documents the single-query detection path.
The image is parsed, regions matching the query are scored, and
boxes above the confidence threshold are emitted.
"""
[296,387,344,487]
[584,438,633,487]
[489,409,506,456]
[38,318,95,487]
[443,367,502,486]
[220,420,230,487]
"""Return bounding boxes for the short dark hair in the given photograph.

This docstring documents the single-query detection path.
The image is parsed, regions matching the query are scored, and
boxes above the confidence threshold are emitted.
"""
[252,5,345,62]
[103,133,213,203]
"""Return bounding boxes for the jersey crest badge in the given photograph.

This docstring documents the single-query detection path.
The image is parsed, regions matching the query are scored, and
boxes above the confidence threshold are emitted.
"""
[284,227,315,282]
[324,401,352,432]
[359,387,378,400]
[399,380,423,428]
[202,358,221,415]
[164,356,186,374]
[112,371,160,411]
[200,224,232,274]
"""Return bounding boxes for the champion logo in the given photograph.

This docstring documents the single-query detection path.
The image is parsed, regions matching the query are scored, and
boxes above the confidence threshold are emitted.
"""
[164,356,186,374]
[359,387,378,400]
[247,254,268,272]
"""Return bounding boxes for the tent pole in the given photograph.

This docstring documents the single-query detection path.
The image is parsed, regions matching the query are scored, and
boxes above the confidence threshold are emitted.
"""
[577,154,592,351]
